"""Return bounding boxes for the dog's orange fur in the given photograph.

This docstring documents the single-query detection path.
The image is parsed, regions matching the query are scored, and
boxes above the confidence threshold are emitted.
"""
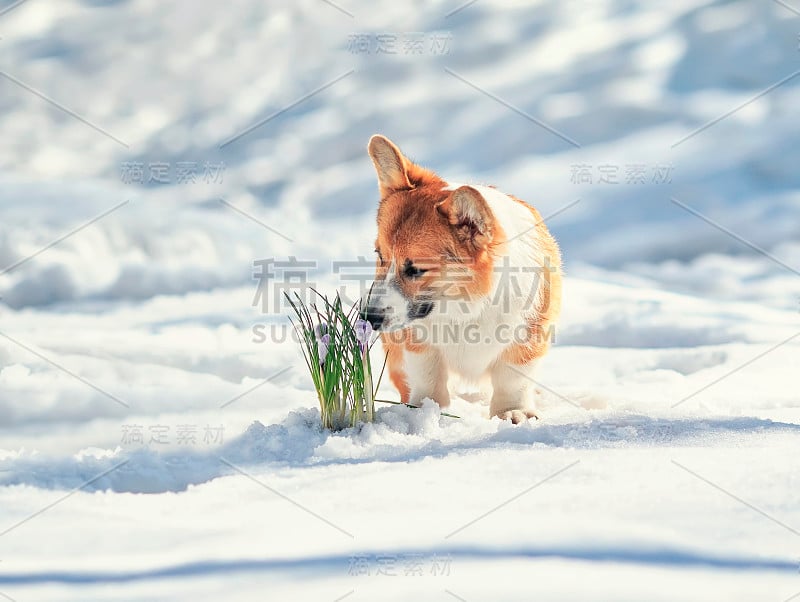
[500,197,562,365]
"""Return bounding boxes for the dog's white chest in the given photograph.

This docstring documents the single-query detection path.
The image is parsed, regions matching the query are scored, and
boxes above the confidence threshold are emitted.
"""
[430,307,526,378]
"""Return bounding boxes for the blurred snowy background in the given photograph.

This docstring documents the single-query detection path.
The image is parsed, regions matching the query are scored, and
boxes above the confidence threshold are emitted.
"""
[1,0,799,600]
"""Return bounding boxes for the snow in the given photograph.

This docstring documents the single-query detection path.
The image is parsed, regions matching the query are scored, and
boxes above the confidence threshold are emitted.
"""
[1,0,799,599]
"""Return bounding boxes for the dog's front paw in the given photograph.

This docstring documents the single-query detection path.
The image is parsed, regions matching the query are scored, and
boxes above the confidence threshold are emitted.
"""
[494,408,539,424]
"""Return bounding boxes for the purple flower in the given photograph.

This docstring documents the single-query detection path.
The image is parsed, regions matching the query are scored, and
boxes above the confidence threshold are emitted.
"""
[354,319,373,353]
[317,333,330,366]
[314,323,328,339]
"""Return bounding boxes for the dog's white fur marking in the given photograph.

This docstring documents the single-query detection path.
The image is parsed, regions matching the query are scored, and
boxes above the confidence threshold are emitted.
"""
[368,260,414,331]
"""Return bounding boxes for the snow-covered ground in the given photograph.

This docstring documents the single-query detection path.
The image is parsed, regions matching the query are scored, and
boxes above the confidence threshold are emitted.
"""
[1,0,799,599]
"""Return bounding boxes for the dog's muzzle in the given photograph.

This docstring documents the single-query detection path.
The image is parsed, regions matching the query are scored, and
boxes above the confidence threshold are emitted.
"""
[359,299,434,331]
[359,307,385,330]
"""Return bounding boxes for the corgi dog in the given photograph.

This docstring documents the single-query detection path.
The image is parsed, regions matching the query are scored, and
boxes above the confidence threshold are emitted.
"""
[361,135,562,423]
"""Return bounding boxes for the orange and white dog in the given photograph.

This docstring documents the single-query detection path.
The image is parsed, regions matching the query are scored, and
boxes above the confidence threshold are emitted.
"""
[361,135,562,423]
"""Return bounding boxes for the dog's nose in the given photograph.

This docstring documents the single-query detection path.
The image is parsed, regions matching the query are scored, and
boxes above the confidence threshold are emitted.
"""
[359,308,384,330]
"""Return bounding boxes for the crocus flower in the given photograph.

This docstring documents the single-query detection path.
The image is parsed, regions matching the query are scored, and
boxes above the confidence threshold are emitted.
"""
[317,333,330,366]
[314,322,328,339]
[354,319,373,353]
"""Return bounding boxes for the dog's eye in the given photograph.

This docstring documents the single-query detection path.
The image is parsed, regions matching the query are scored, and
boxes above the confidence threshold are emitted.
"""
[374,248,384,265]
[403,261,428,279]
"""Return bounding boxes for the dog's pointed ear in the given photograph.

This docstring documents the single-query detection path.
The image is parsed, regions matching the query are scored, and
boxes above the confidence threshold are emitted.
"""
[368,135,412,197]
[436,186,494,249]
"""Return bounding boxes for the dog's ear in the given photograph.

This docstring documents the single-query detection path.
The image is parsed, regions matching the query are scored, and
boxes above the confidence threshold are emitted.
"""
[436,186,494,249]
[368,135,412,197]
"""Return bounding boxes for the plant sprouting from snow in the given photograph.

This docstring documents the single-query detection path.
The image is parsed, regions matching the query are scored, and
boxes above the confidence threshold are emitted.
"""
[286,291,381,430]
